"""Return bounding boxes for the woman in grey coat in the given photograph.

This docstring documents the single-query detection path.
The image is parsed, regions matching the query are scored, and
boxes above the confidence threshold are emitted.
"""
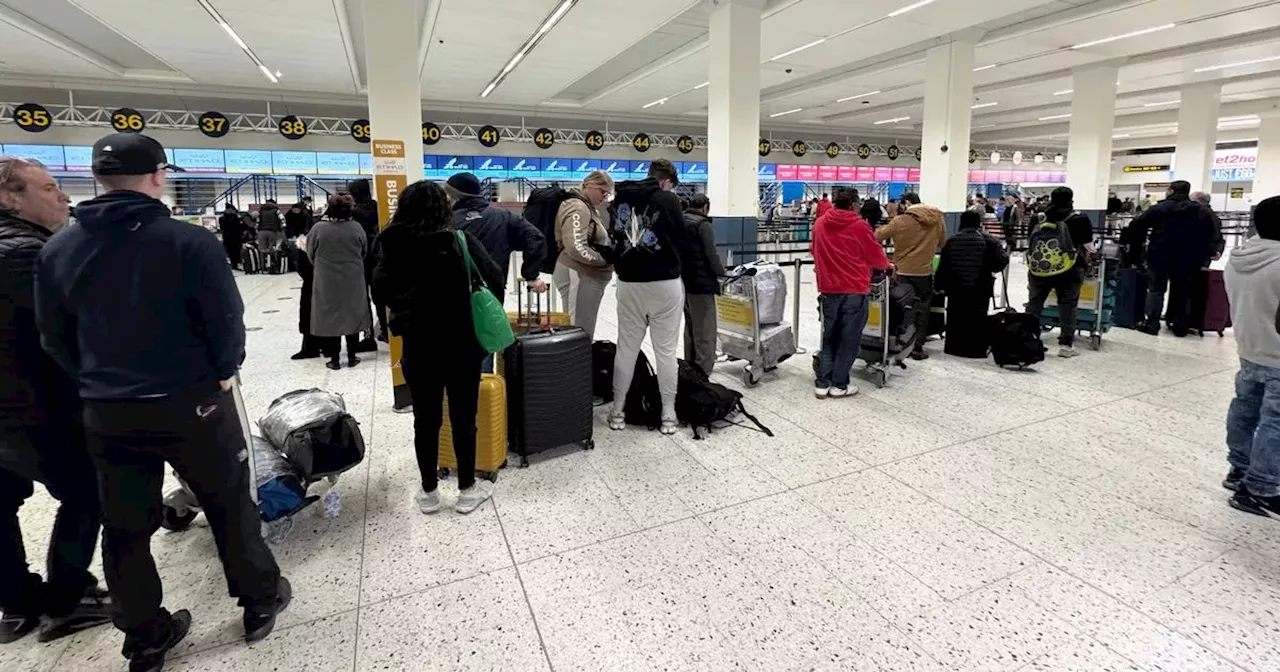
[307,194,372,369]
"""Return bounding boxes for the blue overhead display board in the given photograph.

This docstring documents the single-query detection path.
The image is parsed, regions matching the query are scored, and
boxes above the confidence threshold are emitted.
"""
[272,151,318,175]
[316,152,359,175]
[422,155,438,179]
[4,144,65,170]
[438,156,470,175]
[174,148,225,173]
[224,150,272,174]
[539,157,571,180]
[629,160,650,180]
[681,161,708,182]
[359,152,373,175]
[572,158,600,179]
[474,156,508,178]
[508,157,540,178]
[64,146,92,172]
[758,163,777,182]
[600,159,628,176]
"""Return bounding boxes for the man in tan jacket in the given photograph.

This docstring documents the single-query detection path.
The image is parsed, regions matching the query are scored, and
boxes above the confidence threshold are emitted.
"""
[875,192,946,359]
[552,170,614,338]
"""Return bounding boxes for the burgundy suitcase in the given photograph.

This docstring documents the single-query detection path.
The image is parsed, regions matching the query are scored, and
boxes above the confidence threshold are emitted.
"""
[1186,269,1232,337]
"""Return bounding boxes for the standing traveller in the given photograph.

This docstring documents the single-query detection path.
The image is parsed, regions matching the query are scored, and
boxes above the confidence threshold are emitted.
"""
[284,201,312,240]
[812,189,892,398]
[680,194,726,375]
[307,194,373,370]
[605,159,688,434]
[445,172,548,296]
[255,199,283,251]
[1130,181,1219,336]
[815,193,833,219]
[1023,186,1095,358]
[34,134,289,672]
[218,203,243,269]
[936,210,1009,357]
[876,192,945,360]
[860,197,884,228]
[0,156,111,644]
[349,179,385,345]
[552,170,614,338]
[1223,196,1280,516]
[372,181,506,514]
[1192,190,1227,261]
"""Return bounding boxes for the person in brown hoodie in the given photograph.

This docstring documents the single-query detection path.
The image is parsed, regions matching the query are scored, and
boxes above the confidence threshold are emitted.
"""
[875,192,946,359]
[552,170,614,338]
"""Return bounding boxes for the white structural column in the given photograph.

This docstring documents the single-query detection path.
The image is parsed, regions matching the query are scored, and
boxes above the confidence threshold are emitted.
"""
[919,40,975,216]
[706,0,764,218]
[363,0,423,411]
[1254,115,1280,205]
[1172,81,1222,191]
[1065,65,1119,212]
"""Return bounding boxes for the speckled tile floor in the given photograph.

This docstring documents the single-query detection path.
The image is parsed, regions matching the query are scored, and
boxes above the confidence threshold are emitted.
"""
[5,257,1277,672]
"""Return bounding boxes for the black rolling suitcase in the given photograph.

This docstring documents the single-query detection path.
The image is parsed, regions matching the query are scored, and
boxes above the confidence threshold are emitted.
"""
[1113,267,1148,329]
[503,294,595,466]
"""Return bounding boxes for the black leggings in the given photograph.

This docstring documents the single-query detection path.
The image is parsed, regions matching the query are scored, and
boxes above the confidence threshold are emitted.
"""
[318,334,360,359]
[399,335,483,492]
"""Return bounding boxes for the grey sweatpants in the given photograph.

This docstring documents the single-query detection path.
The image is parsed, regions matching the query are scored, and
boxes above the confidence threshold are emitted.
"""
[553,262,610,339]
[684,293,718,376]
[612,278,684,420]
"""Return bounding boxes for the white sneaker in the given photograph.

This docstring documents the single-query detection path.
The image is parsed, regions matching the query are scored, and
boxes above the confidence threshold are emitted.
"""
[814,385,830,399]
[455,481,494,514]
[1058,346,1080,359]
[659,418,678,435]
[415,488,441,514]
[827,385,859,398]
[607,411,626,431]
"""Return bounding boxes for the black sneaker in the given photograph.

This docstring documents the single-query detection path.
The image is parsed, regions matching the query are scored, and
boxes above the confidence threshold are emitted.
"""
[38,587,112,642]
[1137,321,1161,336]
[909,350,930,361]
[0,609,40,644]
[347,354,361,368]
[290,349,321,361]
[244,577,292,644]
[1229,487,1280,518]
[127,609,191,672]
[1223,472,1244,492]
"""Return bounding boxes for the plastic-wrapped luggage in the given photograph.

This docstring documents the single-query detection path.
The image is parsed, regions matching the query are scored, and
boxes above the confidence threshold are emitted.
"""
[251,435,312,522]
[725,262,787,325]
[719,321,795,370]
[440,373,508,481]
[259,389,365,480]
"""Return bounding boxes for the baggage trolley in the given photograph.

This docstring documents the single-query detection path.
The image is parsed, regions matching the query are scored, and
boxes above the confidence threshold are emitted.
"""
[717,274,793,387]
[858,278,909,388]
[1040,252,1115,350]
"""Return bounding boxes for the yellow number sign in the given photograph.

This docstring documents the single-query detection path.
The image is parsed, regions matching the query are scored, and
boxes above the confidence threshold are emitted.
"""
[111,108,145,133]
[13,104,52,133]
[422,122,441,145]
[585,131,604,150]
[632,133,651,152]
[198,111,229,138]
[278,115,307,140]
[350,119,370,143]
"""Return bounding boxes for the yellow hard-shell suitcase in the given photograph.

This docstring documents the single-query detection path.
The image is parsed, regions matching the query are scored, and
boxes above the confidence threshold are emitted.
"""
[439,373,508,481]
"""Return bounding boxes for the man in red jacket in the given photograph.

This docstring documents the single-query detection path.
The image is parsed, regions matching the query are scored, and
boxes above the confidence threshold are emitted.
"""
[811,189,892,398]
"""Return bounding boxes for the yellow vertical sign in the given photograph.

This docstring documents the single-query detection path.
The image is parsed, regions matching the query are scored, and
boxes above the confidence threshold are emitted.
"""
[372,139,409,393]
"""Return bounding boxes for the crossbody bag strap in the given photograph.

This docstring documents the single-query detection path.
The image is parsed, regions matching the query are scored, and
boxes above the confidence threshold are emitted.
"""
[454,230,482,292]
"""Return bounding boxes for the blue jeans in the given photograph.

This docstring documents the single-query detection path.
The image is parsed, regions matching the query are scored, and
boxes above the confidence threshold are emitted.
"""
[1226,359,1280,497]
[816,293,869,390]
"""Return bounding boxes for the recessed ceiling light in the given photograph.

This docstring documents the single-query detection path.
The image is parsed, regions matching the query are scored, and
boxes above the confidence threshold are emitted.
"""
[480,0,578,98]
[1112,133,1130,138]
[769,39,826,61]
[971,102,999,109]
[1071,24,1175,50]
[642,98,668,109]
[1219,115,1261,122]
[1039,114,1072,121]
[769,108,804,118]
[197,0,279,84]
[1194,54,1280,73]
[693,81,710,90]
[1143,100,1179,107]
[973,64,997,72]
[874,116,911,125]
[1053,89,1073,96]
[836,90,881,103]
[888,0,938,18]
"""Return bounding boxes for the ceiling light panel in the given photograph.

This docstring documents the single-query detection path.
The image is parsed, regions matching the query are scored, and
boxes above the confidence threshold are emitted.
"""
[1194,54,1280,73]
[1071,23,1175,50]
[836,90,881,103]
[480,0,578,98]
[874,116,911,125]
[196,0,279,84]
[769,108,804,118]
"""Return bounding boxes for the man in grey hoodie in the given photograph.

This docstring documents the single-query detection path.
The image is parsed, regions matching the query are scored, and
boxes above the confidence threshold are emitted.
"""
[1223,195,1280,517]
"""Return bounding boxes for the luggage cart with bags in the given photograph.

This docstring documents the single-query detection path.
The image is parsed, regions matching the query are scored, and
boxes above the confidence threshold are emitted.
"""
[857,276,918,388]
[717,273,795,387]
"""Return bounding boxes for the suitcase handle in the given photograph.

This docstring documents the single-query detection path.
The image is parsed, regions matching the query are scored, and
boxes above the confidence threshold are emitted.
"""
[517,287,551,332]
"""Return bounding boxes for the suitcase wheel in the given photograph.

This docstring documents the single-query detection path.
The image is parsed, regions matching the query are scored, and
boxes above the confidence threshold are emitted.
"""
[519,455,530,468]
[160,505,197,531]
[437,467,450,480]
[1090,334,1102,351]
[583,439,595,451]
[1218,331,1225,338]
[478,470,498,483]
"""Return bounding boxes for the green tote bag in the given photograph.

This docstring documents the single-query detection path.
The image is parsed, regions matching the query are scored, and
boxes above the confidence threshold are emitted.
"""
[456,231,515,353]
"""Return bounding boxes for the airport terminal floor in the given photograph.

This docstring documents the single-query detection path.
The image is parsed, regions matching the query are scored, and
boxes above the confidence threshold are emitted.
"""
[5,257,1277,672]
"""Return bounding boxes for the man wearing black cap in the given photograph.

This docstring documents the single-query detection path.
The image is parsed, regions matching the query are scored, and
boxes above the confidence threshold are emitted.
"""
[445,172,548,294]
[1130,180,1220,336]
[34,134,289,672]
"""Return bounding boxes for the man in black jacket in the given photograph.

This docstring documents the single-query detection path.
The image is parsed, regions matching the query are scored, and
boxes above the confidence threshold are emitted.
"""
[255,199,283,251]
[1131,180,1219,336]
[35,134,289,672]
[348,179,384,345]
[680,194,725,375]
[936,210,1009,357]
[218,203,243,269]
[445,172,547,295]
[0,157,111,644]
[1024,186,1096,359]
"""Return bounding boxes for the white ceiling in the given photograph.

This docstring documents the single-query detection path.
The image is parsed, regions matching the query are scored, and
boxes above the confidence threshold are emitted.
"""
[0,0,1276,148]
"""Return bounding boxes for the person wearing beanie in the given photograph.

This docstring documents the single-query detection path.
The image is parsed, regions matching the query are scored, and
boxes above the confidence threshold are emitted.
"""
[935,210,1009,357]
[1129,180,1219,336]
[445,172,547,295]
[348,178,384,346]
[1224,195,1280,516]
[1023,186,1095,358]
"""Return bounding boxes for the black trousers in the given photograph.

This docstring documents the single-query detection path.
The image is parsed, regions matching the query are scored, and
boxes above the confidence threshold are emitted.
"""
[318,334,360,359]
[901,275,933,353]
[400,335,482,492]
[1147,265,1196,332]
[1026,267,1085,347]
[82,388,280,653]
[0,423,100,616]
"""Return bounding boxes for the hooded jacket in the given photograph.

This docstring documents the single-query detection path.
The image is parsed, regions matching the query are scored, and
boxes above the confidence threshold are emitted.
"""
[554,189,611,281]
[0,212,80,426]
[452,195,546,287]
[812,208,891,295]
[349,179,380,243]
[256,202,282,232]
[35,191,245,400]
[876,204,946,276]
[1225,237,1280,369]
[1043,204,1096,264]
[1131,193,1217,269]
[608,178,686,283]
[680,209,726,295]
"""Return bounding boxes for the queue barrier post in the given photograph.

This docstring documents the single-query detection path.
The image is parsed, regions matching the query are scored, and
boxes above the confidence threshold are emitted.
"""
[791,257,806,355]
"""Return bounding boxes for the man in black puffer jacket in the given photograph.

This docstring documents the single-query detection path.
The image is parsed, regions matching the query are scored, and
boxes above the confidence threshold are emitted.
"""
[1130,180,1219,336]
[445,172,547,296]
[0,156,111,644]
[680,194,725,375]
[936,210,1009,357]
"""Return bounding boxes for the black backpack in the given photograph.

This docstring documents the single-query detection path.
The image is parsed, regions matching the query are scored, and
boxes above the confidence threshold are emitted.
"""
[522,187,588,274]
[674,360,773,440]
[623,351,662,430]
[592,340,616,402]
[987,310,1046,369]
